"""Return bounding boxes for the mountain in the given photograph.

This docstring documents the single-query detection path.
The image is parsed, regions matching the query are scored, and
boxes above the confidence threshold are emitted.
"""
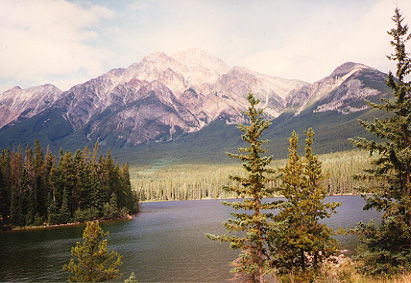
[0,49,392,163]
[287,62,389,114]
[0,84,62,129]
[0,49,307,148]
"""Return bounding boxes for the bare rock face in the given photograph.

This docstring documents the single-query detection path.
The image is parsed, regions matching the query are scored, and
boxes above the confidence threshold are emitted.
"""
[0,84,63,128]
[34,49,307,145]
[0,50,390,147]
[286,62,387,115]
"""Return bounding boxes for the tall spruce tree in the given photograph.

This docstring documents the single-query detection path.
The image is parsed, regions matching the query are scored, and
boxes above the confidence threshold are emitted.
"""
[273,130,340,279]
[207,93,279,283]
[0,140,136,227]
[0,148,11,225]
[63,221,122,282]
[351,8,411,275]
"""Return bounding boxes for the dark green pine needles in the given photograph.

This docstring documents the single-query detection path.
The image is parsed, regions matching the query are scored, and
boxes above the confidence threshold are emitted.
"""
[273,129,340,279]
[206,93,279,283]
[351,8,411,275]
[207,94,341,282]
[63,221,122,282]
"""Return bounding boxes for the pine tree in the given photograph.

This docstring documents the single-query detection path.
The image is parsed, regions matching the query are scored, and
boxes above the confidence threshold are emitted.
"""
[63,221,122,282]
[351,8,411,275]
[273,130,340,279]
[206,93,279,283]
[59,188,71,224]
[58,151,76,214]
[124,272,138,283]
[302,129,340,269]
[10,146,24,226]
[47,192,59,225]
[103,193,119,220]
[33,139,47,218]
[0,148,11,224]
[73,149,87,210]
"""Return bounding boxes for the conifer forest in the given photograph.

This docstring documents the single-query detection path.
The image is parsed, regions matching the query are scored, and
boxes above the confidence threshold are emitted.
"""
[1,5,411,283]
[0,140,138,227]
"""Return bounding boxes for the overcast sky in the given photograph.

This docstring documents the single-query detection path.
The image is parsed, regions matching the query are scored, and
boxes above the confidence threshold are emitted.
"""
[1,0,410,93]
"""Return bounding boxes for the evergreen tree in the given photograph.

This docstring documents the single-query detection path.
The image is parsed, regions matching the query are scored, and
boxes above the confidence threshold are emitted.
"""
[351,8,411,275]
[58,151,76,214]
[73,149,89,210]
[273,130,340,279]
[63,221,122,282]
[124,272,138,283]
[103,193,119,220]
[0,148,11,224]
[47,193,59,225]
[59,188,71,224]
[10,146,24,226]
[33,139,47,218]
[1,140,136,227]
[206,93,279,283]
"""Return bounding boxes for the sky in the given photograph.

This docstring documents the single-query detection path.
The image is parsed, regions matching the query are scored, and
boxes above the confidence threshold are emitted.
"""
[0,0,410,93]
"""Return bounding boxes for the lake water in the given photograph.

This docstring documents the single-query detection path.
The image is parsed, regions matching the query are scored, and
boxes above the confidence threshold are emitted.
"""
[0,195,380,282]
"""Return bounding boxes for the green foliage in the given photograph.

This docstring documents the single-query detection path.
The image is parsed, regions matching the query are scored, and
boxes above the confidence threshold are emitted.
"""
[59,189,71,224]
[272,129,340,279]
[351,8,411,276]
[47,196,59,225]
[124,272,138,283]
[0,140,138,228]
[131,150,372,202]
[63,221,122,282]
[102,193,119,220]
[206,93,280,282]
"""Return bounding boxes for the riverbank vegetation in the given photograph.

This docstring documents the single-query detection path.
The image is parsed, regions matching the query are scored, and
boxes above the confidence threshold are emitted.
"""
[0,141,138,229]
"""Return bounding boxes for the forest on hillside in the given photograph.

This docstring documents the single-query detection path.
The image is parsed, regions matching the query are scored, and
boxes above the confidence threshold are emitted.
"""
[131,150,377,201]
[0,140,138,228]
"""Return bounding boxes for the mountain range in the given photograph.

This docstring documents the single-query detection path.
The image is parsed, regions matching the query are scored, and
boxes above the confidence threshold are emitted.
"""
[0,49,392,163]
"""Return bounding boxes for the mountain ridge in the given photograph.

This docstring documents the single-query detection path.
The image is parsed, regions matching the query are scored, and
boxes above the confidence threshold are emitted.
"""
[0,49,392,161]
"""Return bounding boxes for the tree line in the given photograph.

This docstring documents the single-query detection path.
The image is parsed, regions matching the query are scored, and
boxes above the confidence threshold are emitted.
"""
[0,140,138,228]
[132,151,374,202]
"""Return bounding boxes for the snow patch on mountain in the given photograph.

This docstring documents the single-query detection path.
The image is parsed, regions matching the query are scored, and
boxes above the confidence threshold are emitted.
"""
[0,84,62,128]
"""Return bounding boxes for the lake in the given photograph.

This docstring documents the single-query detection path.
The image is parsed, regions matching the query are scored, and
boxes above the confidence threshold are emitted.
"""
[0,195,380,282]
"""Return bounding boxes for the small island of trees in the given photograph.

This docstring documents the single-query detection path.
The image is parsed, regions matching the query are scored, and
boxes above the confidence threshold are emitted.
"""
[0,141,138,229]
[0,7,410,283]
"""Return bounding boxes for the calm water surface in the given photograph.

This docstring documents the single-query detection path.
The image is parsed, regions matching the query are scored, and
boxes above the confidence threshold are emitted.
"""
[0,195,380,282]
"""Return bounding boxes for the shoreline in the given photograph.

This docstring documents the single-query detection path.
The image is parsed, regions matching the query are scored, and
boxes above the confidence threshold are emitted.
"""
[140,192,360,203]
[0,214,135,233]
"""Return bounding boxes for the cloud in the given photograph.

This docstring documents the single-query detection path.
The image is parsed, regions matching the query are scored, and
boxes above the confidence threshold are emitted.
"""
[241,0,411,82]
[0,0,114,91]
[1,0,410,92]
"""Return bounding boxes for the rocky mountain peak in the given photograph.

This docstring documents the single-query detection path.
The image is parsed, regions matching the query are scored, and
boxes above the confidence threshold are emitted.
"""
[286,61,387,115]
[0,48,391,150]
[0,84,63,129]
[330,62,369,78]
[172,48,230,74]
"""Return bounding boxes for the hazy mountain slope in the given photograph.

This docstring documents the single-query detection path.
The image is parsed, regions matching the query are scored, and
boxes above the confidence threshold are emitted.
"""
[0,84,62,129]
[0,49,307,149]
[287,62,390,114]
[0,50,393,164]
